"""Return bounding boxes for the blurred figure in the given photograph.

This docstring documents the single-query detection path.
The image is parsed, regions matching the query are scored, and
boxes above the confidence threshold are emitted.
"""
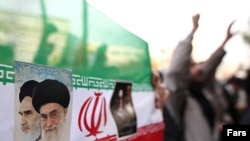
[244,69,250,104]
[222,76,248,124]
[151,69,169,110]
[240,69,250,124]
[161,13,236,141]
[18,80,41,141]
[203,73,234,141]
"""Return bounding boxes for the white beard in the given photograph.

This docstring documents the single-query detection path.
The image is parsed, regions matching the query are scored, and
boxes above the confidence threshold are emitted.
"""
[41,129,58,141]
[21,123,41,141]
[41,114,65,141]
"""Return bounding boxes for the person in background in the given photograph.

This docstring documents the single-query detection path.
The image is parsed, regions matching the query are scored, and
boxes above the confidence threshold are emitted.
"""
[222,75,248,124]
[151,69,169,110]
[161,13,237,141]
[240,69,250,124]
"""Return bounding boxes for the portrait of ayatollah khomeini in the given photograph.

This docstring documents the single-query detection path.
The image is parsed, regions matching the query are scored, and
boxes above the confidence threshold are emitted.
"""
[19,80,41,141]
[32,79,70,141]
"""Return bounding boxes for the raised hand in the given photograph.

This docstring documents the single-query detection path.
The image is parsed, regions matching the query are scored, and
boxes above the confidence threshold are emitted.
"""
[220,20,238,48]
[192,13,200,30]
[226,20,236,40]
[190,13,200,36]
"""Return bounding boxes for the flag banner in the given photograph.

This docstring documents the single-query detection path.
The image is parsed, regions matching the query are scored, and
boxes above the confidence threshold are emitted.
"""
[0,44,14,141]
[0,0,164,140]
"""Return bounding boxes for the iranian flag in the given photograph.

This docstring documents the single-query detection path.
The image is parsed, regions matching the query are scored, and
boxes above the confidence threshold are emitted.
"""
[0,0,164,140]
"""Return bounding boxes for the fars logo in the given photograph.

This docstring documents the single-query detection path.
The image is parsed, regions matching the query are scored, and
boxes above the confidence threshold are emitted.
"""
[77,92,117,140]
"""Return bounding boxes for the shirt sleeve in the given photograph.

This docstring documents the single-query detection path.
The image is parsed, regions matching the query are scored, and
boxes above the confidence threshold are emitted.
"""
[163,35,193,125]
[201,47,226,82]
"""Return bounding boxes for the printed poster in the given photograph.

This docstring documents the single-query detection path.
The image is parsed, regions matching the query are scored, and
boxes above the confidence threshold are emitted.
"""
[110,81,137,138]
[14,61,73,141]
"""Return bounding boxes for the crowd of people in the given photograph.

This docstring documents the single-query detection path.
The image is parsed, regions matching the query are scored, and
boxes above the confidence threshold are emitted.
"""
[152,13,250,141]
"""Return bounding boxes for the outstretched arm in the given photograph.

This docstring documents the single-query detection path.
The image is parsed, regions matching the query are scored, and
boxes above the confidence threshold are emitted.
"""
[201,20,237,81]
[166,13,200,92]
[163,14,200,125]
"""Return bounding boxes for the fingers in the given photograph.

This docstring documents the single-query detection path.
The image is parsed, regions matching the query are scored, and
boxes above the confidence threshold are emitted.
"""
[192,13,200,21]
[227,20,235,35]
[192,13,200,27]
[225,20,238,40]
[228,20,236,30]
[189,13,200,36]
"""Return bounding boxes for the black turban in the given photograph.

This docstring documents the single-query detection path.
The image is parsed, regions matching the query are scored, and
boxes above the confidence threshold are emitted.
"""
[32,79,70,113]
[19,80,39,102]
